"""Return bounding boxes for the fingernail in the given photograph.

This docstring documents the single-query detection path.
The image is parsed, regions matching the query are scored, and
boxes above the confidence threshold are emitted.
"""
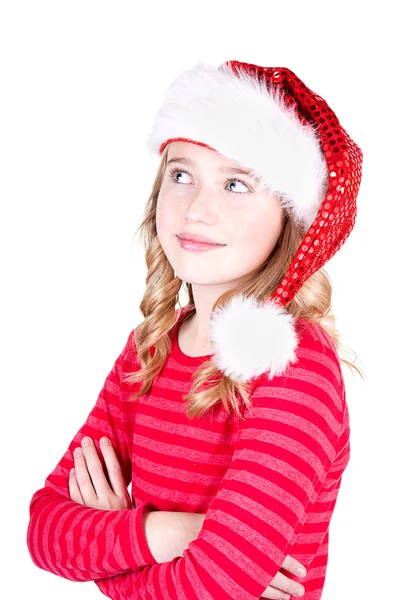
[81,437,92,446]
[101,437,109,445]
[296,567,306,576]
[74,447,82,457]
[295,587,304,596]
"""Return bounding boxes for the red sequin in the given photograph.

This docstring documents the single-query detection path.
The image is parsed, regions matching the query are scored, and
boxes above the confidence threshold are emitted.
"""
[223,60,363,307]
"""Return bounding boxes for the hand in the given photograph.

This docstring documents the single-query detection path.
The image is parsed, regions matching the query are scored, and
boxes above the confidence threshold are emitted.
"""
[178,514,307,599]
[69,436,133,511]
[143,511,207,564]
[260,554,307,599]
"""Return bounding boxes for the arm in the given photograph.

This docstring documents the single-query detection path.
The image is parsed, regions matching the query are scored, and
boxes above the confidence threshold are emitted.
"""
[94,323,348,599]
[26,329,158,582]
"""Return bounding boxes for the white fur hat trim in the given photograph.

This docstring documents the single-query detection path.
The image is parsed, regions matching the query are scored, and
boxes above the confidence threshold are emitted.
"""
[209,294,300,382]
[146,60,329,230]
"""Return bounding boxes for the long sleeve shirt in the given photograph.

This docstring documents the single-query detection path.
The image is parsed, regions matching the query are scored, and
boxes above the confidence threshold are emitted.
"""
[27,306,350,599]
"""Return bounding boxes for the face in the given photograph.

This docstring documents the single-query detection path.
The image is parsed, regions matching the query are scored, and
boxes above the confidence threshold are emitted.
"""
[156,141,285,288]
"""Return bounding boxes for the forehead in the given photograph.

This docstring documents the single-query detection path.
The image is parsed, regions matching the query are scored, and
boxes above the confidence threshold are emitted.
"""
[166,141,258,178]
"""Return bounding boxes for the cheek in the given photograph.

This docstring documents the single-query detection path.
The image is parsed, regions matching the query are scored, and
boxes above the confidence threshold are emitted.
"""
[233,213,282,262]
[156,197,175,238]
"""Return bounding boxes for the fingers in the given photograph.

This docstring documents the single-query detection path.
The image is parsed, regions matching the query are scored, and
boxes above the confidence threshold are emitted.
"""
[260,554,307,599]
[69,468,84,504]
[260,583,291,599]
[70,436,131,511]
[72,437,111,505]
[281,554,307,578]
[264,571,305,598]
[98,437,128,498]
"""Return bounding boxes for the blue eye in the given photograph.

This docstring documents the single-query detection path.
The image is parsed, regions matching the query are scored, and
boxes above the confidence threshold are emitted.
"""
[225,179,249,193]
[168,167,250,193]
[169,168,191,184]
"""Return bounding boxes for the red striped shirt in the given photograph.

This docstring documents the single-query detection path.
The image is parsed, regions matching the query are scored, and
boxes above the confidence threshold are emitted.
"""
[27,306,350,599]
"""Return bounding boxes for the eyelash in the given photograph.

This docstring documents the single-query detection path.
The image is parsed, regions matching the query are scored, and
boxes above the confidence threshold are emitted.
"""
[168,167,251,192]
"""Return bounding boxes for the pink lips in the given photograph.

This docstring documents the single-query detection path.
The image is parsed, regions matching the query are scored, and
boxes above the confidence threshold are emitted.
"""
[177,232,224,245]
[177,235,226,252]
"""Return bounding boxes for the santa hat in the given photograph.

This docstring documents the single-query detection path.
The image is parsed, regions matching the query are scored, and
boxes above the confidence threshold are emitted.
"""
[145,60,363,383]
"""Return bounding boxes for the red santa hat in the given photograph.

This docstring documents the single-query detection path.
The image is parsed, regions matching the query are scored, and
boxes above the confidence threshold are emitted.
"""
[145,60,363,383]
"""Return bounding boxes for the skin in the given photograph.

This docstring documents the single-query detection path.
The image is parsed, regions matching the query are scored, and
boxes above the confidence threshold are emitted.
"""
[68,142,308,597]
[156,140,286,351]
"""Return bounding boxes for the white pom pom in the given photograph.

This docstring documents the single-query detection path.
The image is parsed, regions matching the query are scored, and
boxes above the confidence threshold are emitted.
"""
[209,294,300,382]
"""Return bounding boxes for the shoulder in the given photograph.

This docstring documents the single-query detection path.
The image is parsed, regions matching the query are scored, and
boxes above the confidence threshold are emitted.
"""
[116,328,138,371]
[251,318,346,434]
[292,318,344,393]
[121,307,186,365]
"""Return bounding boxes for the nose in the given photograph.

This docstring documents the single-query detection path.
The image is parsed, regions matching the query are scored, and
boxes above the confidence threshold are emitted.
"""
[183,186,216,218]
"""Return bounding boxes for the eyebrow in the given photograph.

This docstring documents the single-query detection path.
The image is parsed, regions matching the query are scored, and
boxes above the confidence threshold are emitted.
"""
[166,156,256,177]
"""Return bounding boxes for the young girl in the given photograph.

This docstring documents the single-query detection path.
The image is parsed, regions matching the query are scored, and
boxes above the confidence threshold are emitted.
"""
[27,60,364,600]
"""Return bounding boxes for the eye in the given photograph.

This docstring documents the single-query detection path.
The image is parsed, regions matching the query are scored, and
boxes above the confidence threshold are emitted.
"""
[168,167,192,184]
[226,179,250,194]
[168,167,251,194]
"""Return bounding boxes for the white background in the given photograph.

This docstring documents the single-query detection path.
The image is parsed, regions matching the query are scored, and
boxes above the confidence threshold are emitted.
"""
[1,1,398,598]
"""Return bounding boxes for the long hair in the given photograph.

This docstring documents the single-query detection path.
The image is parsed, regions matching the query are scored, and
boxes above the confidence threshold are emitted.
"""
[122,146,365,419]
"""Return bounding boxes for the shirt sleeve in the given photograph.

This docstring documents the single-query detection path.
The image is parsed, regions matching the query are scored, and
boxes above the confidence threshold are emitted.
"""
[26,329,158,582]
[93,322,347,599]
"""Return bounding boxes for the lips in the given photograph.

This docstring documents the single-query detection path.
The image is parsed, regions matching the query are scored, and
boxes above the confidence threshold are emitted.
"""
[177,233,225,245]
[177,236,225,252]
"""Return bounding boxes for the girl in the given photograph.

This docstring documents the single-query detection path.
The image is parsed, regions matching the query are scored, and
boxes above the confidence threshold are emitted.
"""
[27,60,364,599]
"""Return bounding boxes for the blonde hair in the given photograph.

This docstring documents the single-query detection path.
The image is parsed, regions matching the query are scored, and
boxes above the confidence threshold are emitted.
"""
[122,146,366,419]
